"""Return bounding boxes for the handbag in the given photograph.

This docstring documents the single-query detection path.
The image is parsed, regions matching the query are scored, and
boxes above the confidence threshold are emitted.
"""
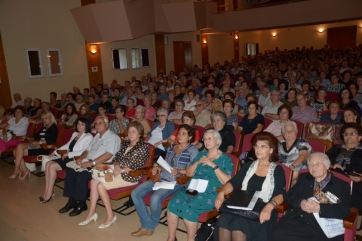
[91,164,114,183]
[37,151,61,172]
[0,131,13,142]
[148,168,160,182]
[307,123,335,142]
[219,198,266,221]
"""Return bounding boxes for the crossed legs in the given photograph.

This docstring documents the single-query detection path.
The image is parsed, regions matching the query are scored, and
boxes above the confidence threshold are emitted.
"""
[42,161,62,200]
[11,142,29,177]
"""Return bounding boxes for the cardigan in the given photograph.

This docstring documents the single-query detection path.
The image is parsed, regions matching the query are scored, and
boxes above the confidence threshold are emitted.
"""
[149,121,175,140]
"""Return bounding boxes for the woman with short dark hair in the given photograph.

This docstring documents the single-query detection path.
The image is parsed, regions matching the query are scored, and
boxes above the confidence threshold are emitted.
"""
[264,104,293,140]
[237,101,264,134]
[109,105,129,135]
[339,88,362,116]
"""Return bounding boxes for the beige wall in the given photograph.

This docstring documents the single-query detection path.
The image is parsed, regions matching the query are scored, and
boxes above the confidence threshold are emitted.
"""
[164,31,202,72]
[100,35,156,86]
[0,0,89,103]
[208,33,234,64]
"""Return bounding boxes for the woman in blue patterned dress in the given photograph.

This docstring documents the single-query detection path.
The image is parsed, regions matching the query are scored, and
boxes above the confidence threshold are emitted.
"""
[166,129,234,241]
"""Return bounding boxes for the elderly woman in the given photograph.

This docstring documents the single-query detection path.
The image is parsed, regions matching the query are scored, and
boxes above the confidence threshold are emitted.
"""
[133,105,151,138]
[40,118,93,203]
[223,99,238,130]
[208,111,235,153]
[60,103,78,127]
[339,88,362,116]
[204,90,215,112]
[168,99,185,124]
[327,123,362,216]
[150,92,161,109]
[301,80,314,101]
[333,108,361,145]
[320,101,342,125]
[278,80,289,100]
[184,89,197,111]
[311,88,329,114]
[167,111,200,145]
[10,112,58,180]
[237,101,264,134]
[28,98,42,119]
[24,97,33,116]
[125,98,136,118]
[279,121,312,179]
[157,85,168,100]
[269,152,351,241]
[79,122,149,228]
[265,104,293,140]
[215,132,286,241]
[146,108,175,156]
[0,106,39,157]
[109,105,129,135]
[327,73,345,93]
[167,129,234,241]
[131,124,199,237]
[282,88,298,108]
[143,95,156,121]
[238,93,259,117]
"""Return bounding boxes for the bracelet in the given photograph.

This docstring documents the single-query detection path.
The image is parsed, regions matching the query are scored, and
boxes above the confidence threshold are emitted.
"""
[291,164,295,168]
[269,200,277,208]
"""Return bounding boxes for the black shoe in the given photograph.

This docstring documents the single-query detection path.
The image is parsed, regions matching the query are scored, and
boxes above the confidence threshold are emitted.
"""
[69,203,88,217]
[59,200,77,214]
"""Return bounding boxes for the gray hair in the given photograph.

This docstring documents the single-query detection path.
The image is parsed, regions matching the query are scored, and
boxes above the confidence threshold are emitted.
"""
[41,101,50,107]
[210,111,227,123]
[157,107,169,116]
[136,105,146,114]
[281,121,298,134]
[143,95,152,102]
[174,99,185,107]
[162,99,171,107]
[204,129,222,148]
[95,115,109,124]
[307,152,331,169]
[24,97,32,103]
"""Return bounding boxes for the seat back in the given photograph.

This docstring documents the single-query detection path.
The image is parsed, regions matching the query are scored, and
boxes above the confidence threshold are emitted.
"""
[294,120,304,138]
[55,125,66,146]
[225,153,240,177]
[60,129,75,147]
[106,114,115,121]
[26,123,36,136]
[237,115,243,124]
[307,138,327,153]
[140,143,156,183]
[49,107,59,118]
[264,117,273,129]
[232,130,242,156]
[194,125,205,138]
[277,164,293,192]
[34,123,44,136]
[325,92,340,102]
[241,133,255,154]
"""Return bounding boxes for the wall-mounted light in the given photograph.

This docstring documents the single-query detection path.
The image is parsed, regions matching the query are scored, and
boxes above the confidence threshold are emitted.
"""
[90,45,97,54]
[203,40,207,44]
[318,29,324,33]
[272,33,277,37]
[234,34,239,40]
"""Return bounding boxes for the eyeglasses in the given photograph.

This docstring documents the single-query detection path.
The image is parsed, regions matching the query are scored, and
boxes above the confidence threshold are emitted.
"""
[202,137,216,142]
[195,104,202,107]
[158,115,166,117]
[253,145,269,150]
[343,132,358,137]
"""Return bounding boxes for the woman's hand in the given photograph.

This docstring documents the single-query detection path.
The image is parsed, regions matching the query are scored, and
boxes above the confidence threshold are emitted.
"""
[152,166,160,175]
[259,203,274,224]
[199,156,216,168]
[304,200,320,213]
[331,164,344,171]
[214,192,224,211]
[62,153,68,160]
[123,167,131,173]
[2,135,8,142]
[171,168,178,176]
[349,172,362,183]
[154,140,163,147]
[113,164,122,176]
[29,140,39,147]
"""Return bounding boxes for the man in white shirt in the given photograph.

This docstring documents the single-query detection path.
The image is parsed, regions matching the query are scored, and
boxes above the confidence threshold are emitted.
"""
[11,93,24,108]
[194,100,211,128]
[258,85,271,107]
[261,90,283,120]
[59,116,121,217]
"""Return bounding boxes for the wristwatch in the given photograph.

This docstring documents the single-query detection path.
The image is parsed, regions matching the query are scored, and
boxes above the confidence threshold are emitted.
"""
[213,165,219,171]
[92,161,96,167]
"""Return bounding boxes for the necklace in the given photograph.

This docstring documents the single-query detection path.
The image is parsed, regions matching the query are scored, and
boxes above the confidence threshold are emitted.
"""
[178,144,188,150]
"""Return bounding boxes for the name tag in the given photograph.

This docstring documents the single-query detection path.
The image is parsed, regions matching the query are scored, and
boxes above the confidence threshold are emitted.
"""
[40,133,45,136]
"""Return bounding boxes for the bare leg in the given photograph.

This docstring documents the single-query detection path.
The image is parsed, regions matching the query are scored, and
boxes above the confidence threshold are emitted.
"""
[43,161,53,197]
[82,179,100,221]
[166,211,179,241]
[12,143,28,176]
[184,219,198,241]
[43,162,61,200]
[219,227,232,241]
[291,171,299,187]
[231,230,247,241]
[98,183,115,224]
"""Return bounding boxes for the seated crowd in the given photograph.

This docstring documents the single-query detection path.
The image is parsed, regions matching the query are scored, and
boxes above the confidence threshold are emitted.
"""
[1,45,362,241]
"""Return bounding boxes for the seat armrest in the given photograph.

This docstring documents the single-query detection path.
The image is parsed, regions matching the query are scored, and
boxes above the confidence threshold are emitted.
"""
[343,207,359,230]
[162,142,171,148]
[276,202,291,213]
[216,187,232,199]
[129,167,152,177]
[176,176,191,184]
[12,135,27,140]
[232,152,241,158]
[41,144,56,149]
[57,149,67,155]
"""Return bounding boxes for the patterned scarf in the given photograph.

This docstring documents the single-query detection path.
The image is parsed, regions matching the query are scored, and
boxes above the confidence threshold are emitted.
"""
[313,171,332,197]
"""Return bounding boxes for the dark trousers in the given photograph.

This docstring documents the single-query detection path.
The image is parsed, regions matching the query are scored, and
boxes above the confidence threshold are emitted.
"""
[63,168,92,201]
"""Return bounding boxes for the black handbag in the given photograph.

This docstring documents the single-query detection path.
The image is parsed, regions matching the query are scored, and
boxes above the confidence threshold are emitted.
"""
[219,198,266,221]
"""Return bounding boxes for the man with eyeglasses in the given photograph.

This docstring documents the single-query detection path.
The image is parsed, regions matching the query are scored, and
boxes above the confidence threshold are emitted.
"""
[261,90,283,120]
[291,93,319,124]
[194,100,211,128]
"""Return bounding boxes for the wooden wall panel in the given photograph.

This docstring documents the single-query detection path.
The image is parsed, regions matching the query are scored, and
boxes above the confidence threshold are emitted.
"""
[201,34,209,67]
[327,25,357,49]
[0,32,12,109]
[234,34,239,62]
[155,34,166,73]
[173,42,185,74]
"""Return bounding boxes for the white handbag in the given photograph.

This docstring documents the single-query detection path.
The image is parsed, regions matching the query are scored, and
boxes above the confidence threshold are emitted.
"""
[37,151,61,172]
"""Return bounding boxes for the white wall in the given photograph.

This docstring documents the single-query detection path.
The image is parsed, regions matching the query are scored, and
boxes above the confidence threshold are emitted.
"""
[0,0,89,102]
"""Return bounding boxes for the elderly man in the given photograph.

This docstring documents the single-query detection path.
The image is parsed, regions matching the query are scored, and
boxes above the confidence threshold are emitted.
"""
[291,93,319,124]
[234,87,247,108]
[23,97,33,116]
[59,116,120,217]
[258,85,271,107]
[261,90,283,120]
[11,93,24,108]
[120,87,137,106]
[194,100,211,127]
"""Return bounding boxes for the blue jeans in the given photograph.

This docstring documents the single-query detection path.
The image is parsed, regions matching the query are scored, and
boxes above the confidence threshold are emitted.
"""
[131,180,182,231]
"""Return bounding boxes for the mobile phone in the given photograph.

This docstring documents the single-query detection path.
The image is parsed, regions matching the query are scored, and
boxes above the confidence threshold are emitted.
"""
[347,171,359,177]
[186,189,198,196]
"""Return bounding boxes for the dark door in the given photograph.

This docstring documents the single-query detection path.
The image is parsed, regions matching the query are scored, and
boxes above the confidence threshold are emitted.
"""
[327,25,357,49]
[173,41,192,73]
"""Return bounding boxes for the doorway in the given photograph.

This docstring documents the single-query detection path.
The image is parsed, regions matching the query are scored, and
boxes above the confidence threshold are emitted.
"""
[327,25,357,49]
[173,41,192,74]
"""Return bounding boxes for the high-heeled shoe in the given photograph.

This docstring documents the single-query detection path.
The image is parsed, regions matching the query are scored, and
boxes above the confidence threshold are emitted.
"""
[9,167,22,179]
[79,213,98,226]
[19,169,30,180]
[98,215,117,229]
[40,196,53,204]
[39,191,55,202]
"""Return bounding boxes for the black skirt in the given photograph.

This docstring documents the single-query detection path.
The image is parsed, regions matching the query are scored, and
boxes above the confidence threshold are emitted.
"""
[52,157,73,170]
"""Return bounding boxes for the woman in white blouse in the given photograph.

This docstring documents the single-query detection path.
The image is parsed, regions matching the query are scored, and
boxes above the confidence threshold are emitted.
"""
[264,104,292,140]
[184,89,197,111]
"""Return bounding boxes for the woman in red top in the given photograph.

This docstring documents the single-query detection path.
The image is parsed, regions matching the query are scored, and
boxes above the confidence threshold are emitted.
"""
[125,98,136,119]
[167,111,200,145]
